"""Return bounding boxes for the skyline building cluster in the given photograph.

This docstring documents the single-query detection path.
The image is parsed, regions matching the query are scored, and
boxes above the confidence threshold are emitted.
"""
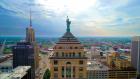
[0,11,140,79]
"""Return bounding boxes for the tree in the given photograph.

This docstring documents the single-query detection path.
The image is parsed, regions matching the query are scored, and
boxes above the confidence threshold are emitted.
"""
[43,69,51,79]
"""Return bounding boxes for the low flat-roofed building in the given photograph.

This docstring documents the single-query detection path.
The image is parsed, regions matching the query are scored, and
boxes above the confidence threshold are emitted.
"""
[108,69,137,79]
[115,56,131,69]
[0,73,9,79]
[87,60,109,79]
[0,59,12,73]
[0,66,31,79]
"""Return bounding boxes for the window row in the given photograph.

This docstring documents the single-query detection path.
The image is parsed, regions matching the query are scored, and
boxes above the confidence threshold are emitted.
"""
[53,67,84,71]
[55,52,85,58]
[53,60,84,65]
[54,46,84,49]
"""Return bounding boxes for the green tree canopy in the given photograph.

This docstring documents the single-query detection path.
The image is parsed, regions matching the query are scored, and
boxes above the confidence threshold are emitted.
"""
[43,69,51,79]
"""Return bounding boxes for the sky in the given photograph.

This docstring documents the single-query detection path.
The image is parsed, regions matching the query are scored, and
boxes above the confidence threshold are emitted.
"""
[0,0,140,37]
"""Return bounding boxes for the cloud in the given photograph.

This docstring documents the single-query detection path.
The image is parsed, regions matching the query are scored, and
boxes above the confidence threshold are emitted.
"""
[0,0,140,36]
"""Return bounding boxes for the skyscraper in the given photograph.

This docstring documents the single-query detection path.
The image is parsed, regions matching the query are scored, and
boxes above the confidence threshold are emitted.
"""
[49,16,87,79]
[12,10,39,79]
[131,36,140,76]
[26,10,35,43]
[12,42,35,79]
[25,9,39,70]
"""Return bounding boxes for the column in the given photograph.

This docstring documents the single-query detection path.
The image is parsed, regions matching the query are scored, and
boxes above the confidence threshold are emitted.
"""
[71,66,73,78]
[64,66,66,78]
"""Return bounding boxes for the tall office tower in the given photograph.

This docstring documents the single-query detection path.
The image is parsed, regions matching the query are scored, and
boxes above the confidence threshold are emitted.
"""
[12,42,35,79]
[25,10,39,70]
[26,10,35,43]
[131,36,140,76]
[50,17,87,79]
[12,10,39,79]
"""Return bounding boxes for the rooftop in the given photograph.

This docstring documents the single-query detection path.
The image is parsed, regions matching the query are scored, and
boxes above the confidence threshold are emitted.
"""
[0,59,12,67]
[56,17,81,44]
[87,60,110,71]
[132,36,140,41]
[0,66,31,79]
[57,32,81,44]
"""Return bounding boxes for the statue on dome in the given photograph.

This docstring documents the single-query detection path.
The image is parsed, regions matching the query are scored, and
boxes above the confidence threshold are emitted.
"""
[66,16,71,32]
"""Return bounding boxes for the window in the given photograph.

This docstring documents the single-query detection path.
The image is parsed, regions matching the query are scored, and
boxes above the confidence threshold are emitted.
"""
[79,52,81,57]
[56,52,58,56]
[73,53,75,57]
[66,67,71,78]
[69,53,71,57]
[73,74,75,78]
[75,47,78,49]
[54,60,58,65]
[70,47,72,49]
[62,66,64,78]
[54,67,58,71]
[66,53,68,57]
[62,52,64,57]
[54,73,58,78]
[73,66,75,71]
[79,67,83,71]
[79,73,83,78]
[59,47,62,49]
[79,60,83,64]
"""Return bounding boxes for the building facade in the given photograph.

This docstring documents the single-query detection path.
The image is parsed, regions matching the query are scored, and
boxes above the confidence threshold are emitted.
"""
[131,36,140,74]
[87,61,109,79]
[12,42,35,79]
[49,17,87,79]
[0,59,12,73]
[108,69,137,79]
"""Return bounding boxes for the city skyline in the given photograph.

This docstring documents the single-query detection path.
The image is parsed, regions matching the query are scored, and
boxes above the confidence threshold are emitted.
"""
[0,0,140,37]
[0,2,139,78]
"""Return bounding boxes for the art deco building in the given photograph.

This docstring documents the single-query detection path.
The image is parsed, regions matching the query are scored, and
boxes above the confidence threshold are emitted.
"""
[26,10,35,43]
[50,17,87,79]
[12,10,40,79]
[26,10,39,71]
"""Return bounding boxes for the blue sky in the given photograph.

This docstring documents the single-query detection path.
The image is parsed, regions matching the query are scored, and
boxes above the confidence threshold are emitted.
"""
[0,0,140,37]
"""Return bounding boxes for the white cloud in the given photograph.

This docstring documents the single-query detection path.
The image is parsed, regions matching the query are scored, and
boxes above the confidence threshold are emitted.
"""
[0,0,140,36]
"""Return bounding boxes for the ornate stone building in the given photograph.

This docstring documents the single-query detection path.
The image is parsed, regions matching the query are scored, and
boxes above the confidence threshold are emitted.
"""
[50,17,87,79]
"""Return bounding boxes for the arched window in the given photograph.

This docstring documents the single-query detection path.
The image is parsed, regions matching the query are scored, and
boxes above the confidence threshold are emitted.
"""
[66,62,71,64]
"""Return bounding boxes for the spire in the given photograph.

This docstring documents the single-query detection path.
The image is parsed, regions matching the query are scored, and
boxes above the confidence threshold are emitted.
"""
[30,9,32,27]
[66,16,71,32]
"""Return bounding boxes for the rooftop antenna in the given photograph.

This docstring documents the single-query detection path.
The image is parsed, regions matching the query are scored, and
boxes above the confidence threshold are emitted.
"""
[30,9,32,27]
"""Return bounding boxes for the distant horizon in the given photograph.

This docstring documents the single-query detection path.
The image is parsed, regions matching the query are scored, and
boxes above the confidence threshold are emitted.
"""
[0,35,133,38]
